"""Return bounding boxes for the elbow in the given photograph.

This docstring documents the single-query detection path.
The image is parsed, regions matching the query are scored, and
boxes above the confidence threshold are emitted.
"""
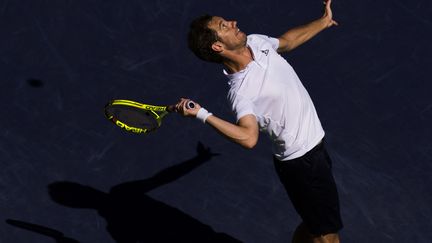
[241,137,258,150]
[243,142,256,149]
[235,119,259,149]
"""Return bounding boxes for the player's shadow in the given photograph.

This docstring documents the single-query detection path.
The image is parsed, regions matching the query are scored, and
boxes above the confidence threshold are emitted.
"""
[48,142,241,243]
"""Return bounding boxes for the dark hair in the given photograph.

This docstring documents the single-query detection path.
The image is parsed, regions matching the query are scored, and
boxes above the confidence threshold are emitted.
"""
[188,15,223,63]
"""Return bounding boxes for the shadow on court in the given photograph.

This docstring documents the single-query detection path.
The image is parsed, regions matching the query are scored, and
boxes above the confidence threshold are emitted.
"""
[48,142,241,243]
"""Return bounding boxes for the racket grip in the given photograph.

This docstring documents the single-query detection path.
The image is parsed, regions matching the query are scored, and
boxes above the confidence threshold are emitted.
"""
[186,101,195,109]
[166,101,195,112]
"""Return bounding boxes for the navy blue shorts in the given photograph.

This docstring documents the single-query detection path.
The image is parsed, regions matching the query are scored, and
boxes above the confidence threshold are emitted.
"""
[273,141,343,235]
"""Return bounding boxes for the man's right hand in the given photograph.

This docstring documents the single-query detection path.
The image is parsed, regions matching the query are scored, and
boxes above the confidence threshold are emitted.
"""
[175,98,201,117]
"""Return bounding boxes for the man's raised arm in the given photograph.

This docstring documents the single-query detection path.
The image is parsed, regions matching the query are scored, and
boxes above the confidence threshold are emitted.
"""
[277,0,338,53]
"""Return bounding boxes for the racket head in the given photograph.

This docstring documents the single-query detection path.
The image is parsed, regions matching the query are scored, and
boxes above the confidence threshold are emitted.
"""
[104,100,168,134]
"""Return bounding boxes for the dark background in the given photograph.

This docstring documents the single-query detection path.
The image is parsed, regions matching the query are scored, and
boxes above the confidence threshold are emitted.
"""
[1,0,431,242]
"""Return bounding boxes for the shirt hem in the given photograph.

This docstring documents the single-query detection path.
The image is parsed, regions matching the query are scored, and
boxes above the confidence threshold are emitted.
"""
[275,132,325,161]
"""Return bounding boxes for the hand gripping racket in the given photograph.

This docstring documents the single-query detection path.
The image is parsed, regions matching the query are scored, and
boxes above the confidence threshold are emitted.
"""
[104,99,194,134]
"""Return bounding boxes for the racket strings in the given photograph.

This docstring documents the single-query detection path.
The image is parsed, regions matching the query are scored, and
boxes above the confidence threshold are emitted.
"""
[105,105,160,132]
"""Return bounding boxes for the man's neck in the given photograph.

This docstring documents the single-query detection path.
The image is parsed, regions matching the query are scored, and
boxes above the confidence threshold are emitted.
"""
[222,46,254,74]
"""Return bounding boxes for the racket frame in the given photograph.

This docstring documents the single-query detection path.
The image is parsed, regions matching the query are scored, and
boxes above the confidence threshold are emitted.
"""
[105,99,170,134]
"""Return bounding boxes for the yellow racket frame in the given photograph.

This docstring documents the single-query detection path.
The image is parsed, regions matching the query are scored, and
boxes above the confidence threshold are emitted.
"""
[105,99,171,134]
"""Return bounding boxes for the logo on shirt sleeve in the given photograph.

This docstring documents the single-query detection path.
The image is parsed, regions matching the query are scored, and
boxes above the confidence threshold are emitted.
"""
[261,49,269,56]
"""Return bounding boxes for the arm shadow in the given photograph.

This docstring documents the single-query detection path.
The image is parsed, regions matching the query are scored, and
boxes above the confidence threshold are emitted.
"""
[48,142,242,243]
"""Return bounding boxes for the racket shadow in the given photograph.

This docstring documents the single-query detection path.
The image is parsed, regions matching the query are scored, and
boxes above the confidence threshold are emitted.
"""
[48,142,242,243]
[5,219,80,243]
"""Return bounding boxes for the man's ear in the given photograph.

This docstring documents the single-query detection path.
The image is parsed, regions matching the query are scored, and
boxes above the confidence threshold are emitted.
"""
[211,42,223,53]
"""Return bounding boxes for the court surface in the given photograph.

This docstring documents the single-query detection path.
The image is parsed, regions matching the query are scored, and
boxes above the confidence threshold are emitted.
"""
[1,0,431,242]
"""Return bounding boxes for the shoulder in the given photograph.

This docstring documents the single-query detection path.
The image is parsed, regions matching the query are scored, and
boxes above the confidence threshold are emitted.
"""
[247,34,279,50]
[247,34,273,41]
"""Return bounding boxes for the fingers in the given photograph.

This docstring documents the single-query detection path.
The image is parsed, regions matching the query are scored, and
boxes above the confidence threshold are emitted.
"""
[325,0,333,15]
[324,0,332,14]
[175,98,184,112]
[175,98,186,113]
[175,98,201,117]
[180,98,192,110]
[322,0,338,27]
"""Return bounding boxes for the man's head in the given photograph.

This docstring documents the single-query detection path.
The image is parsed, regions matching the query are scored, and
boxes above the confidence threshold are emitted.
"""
[188,15,246,63]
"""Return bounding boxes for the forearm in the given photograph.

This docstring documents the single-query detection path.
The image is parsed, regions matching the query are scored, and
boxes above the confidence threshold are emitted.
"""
[278,17,328,52]
[175,98,258,148]
[205,115,257,149]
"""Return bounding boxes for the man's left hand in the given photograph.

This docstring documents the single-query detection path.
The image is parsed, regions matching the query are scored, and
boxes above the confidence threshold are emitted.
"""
[323,0,338,28]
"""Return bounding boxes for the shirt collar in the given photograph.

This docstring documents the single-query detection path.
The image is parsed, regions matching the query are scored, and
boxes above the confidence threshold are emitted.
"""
[224,44,257,86]
[224,61,254,86]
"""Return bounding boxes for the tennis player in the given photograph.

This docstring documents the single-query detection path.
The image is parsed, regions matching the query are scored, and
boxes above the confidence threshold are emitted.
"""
[176,1,342,242]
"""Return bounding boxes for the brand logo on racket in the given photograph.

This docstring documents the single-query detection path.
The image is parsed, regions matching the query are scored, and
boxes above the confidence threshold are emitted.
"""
[142,105,166,111]
[115,120,147,134]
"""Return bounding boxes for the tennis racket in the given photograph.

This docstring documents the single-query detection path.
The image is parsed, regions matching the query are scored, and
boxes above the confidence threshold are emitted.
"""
[104,99,194,134]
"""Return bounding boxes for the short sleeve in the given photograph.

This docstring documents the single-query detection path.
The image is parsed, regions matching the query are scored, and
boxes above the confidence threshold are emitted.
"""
[228,92,256,122]
[250,34,279,51]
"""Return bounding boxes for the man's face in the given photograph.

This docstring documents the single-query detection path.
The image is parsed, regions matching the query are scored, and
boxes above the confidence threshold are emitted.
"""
[207,16,247,51]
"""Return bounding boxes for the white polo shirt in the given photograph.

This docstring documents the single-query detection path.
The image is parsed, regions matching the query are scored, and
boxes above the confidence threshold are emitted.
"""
[225,34,325,161]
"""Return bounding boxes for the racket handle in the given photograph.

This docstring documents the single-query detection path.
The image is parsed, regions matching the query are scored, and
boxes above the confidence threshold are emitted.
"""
[187,101,195,109]
[166,101,195,112]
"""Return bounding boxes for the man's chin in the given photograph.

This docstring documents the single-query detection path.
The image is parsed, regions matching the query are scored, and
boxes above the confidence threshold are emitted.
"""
[241,33,248,45]
[238,32,247,42]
